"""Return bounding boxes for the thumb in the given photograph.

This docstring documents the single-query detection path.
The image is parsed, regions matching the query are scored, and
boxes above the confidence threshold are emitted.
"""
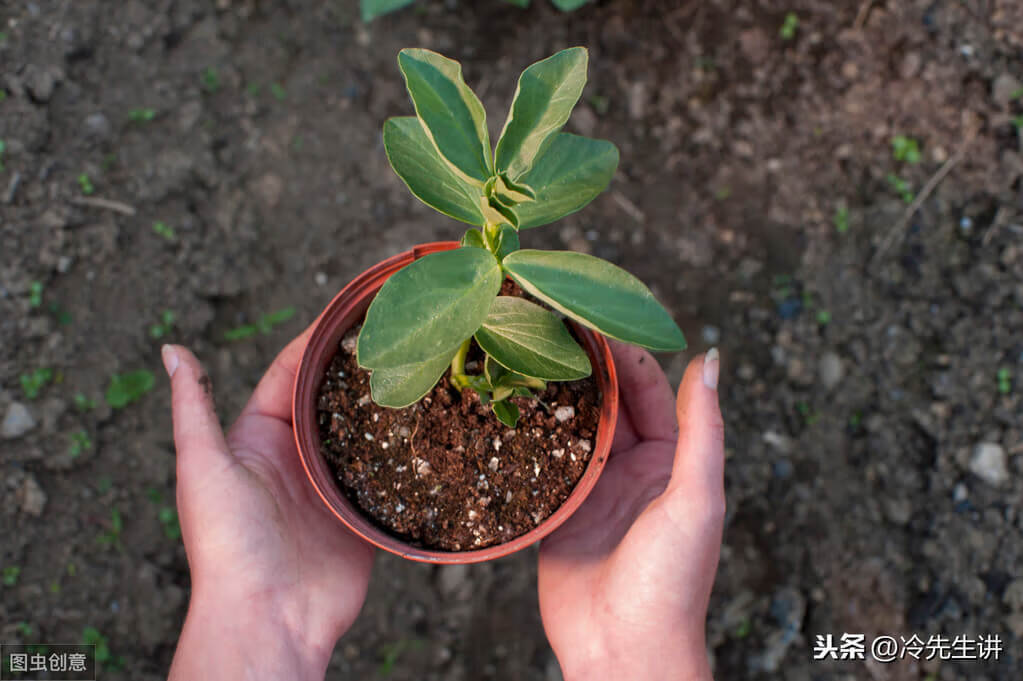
[162,344,233,485]
[668,349,725,513]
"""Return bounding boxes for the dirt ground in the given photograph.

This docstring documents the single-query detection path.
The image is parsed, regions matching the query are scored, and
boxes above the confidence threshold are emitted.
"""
[2,0,1022,679]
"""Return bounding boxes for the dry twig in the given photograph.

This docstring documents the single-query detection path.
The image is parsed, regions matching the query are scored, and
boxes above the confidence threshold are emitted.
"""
[70,196,137,216]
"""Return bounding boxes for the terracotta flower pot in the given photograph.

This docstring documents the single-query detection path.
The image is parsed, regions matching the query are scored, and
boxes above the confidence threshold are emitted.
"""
[292,241,618,564]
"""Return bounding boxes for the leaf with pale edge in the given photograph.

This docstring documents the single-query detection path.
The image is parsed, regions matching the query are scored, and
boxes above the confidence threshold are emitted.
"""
[475,297,591,380]
[370,349,456,408]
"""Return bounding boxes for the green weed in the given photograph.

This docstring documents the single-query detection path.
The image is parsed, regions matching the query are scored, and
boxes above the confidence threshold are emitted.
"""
[29,281,43,307]
[20,367,53,399]
[780,12,799,41]
[159,507,182,540]
[105,370,156,408]
[886,173,914,203]
[891,135,921,164]
[69,430,93,459]
[2,566,20,587]
[224,307,296,341]
[149,309,176,339]
[78,172,95,195]
[997,367,1012,395]
[128,108,156,122]
[201,67,221,93]
[152,220,177,241]
[74,393,96,411]
[83,626,123,670]
[96,508,124,550]
[271,83,287,101]
[0,138,6,170]
[834,205,849,234]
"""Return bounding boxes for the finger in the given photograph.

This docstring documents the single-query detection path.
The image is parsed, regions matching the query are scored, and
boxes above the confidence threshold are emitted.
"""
[668,349,724,505]
[233,323,315,427]
[609,340,678,443]
[611,405,639,452]
[162,344,233,482]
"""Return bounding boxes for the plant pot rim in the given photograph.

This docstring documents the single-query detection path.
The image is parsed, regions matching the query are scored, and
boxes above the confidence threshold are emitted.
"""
[292,241,618,564]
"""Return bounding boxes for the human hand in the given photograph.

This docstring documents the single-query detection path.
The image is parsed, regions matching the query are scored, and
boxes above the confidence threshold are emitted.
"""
[164,331,374,681]
[538,344,725,681]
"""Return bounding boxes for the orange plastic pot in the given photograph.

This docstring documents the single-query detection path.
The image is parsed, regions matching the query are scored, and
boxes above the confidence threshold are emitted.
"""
[292,241,618,563]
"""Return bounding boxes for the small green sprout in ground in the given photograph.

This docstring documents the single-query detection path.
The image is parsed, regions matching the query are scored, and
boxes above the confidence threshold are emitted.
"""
[152,220,177,241]
[69,430,93,459]
[159,507,182,540]
[149,309,175,339]
[73,392,96,411]
[834,204,849,233]
[201,67,221,93]
[796,401,819,426]
[588,94,609,115]
[67,562,77,577]
[715,186,732,200]
[848,410,863,430]
[106,370,155,408]
[0,138,6,170]
[0,32,7,44]
[246,82,262,96]
[95,476,113,494]
[270,82,287,101]
[1012,116,1023,132]
[733,617,752,638]
[102,153,118,170]
[77,172,95,195]
[886,173,914,203]
[0,89,6,103]
[891,135,921,164]
[29,281,43,307]
[96,508,124,550]
[224,306,296,341]
[780,12,799,41]
[48,302,71,325]
[816,309,831,325]
[1011,86,1023,101]
[3,566,21,587]
[16,622,34,637]
[49,580,60,594]
[377,639,424,676]
[20,367,53,399]
[83,626,123,670]
[997,367,1012,394]
[128,108,156,122]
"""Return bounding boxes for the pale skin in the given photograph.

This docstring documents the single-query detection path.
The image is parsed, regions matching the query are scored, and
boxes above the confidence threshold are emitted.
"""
[163,329,724,681]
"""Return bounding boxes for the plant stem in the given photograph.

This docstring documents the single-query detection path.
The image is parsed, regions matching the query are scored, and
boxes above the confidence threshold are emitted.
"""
[449,338,471,391]
[483,222,501,253]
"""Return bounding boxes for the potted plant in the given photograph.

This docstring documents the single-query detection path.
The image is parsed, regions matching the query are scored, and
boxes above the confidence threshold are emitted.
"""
[293,47,685,563]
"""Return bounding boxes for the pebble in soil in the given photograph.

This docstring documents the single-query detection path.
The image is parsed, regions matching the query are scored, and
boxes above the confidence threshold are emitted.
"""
[317,326,601,552]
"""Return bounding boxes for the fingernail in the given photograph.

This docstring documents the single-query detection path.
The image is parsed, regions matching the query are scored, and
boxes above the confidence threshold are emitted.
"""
[161,345,179,378]
[703,347,719,390]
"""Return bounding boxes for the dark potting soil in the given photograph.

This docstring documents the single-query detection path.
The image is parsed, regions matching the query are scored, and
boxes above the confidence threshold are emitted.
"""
[316,315,601,552]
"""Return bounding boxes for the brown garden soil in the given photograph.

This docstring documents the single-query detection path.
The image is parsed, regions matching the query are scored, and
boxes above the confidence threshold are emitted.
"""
[317,321,599,551]
[2,0,1022,679]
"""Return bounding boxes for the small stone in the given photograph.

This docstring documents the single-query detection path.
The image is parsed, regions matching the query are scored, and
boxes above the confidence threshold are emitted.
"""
[252,173,284,208]
[953,483,968,502]
[701,325,721,344]
[505,490,513,503]
[992,73,1023,107]
[818,352,845,390]
[56,256,73,273]
[551,448,565,459]
[493,438,502,452]
[364,432,374,441]
[83,112,111,139]
[488,457,499,472]
[24,64,61,102]
[554,406,575,422]
[577,439,591,453]
[413,458,432,476]
[356,394,370,407]
[16,475,47,516]
[341,329,358,354]
[969,442,1009,487]
[314,272,327,286]
[3,403,37,439]
[763,430,793,454]
[396,425,411,438]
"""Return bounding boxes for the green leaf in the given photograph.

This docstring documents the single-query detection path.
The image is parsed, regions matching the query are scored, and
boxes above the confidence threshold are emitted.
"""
[503,250,686,351]
[384,117,486,225]
[504,0,530,6]
[495,47,588,179]
[358,248,502,368]
[511,133,618,229]
[369,348,456,408]
[361,0,415,21]
[397,49,492,182]
[551,0,590,9]
[492,400,520,428]
[461,228,486,249]
[105,370,156,408]
[493,223,520,260]
[475,297,591,380]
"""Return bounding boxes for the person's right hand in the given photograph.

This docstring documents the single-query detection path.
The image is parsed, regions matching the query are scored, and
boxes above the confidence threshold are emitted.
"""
[538,344,725,681]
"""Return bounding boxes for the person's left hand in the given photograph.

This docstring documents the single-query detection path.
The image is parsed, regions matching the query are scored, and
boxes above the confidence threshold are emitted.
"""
[164,331,374,680]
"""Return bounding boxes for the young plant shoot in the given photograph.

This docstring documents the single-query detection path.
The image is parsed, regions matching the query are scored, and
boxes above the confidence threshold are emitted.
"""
[357,47,685,427]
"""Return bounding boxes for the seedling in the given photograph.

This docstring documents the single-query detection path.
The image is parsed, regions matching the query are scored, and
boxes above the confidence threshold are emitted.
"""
[886,173,914,203]
[69,430,93,458]
[77,172,95,195]
[816,309,832,326]
[0,139,6,170]
[158,507,182,540]
[201,67,221,93]
[128,108,156,122]
[29,280,43,307]
[997,367,1012,395]
[377,639,424,676]
[16,622,34,637]
[105,370,155,408]
[149,309,175,339]
[796,400,819,426]
[83,626,123,670]
[358,48,685,427]
[224,306,296,341]
[270,83,287,101]
[20,367,53,399]
[73,392,96,411]
[96,508,124,550]
[780,12,799,41]
[1012,116,1023,132]
[834,205,849,233]
[152,220,177,241]
[361,0,590,22]
[2,565,20,587]
[892,135,921,164]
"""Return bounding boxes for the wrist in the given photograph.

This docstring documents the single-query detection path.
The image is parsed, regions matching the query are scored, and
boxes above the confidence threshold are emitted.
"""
[557,628,713,681]
[170,584,336,681]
